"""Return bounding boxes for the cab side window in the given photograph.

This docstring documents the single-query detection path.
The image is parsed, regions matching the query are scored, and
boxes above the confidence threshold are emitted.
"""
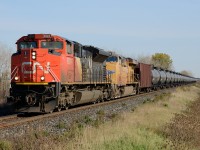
[74,44,81,57]
[67,43,72,54]
[82,49,86,58]
[106,56,118,62]
[118,57,121,64]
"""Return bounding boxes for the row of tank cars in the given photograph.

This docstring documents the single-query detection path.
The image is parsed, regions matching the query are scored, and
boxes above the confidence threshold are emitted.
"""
[151,67,196,89]
[132,63,197,93]
[9,34,198,113]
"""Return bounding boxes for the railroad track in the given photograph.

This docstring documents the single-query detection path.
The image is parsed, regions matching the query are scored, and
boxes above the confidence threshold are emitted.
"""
[0,115,21,128]
[0,88,173,130]
[0,115,18,122]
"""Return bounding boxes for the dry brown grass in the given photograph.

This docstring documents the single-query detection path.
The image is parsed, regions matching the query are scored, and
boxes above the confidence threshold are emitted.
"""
[163,85,200,149]
[62,85,200,150]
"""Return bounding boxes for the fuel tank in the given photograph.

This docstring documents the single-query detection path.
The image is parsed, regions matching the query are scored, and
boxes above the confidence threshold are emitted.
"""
[74,90,102,105]
[123,86,134,96]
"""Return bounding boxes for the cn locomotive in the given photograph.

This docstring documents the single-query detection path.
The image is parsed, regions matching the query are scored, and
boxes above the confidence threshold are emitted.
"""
[8,34,197,113]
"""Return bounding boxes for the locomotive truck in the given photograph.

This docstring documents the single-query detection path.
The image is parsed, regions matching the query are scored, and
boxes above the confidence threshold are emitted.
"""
[8,34,197,113]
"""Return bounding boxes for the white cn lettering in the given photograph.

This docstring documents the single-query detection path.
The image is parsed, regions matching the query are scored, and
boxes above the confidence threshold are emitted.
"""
[22,62,50,74]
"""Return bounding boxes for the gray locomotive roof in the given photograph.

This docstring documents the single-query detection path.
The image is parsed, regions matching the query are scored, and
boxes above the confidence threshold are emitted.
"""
[83,45,110,57]
[61,37,75,44]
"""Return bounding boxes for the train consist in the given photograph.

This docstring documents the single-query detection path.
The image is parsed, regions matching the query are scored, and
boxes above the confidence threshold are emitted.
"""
[9,34,197,112]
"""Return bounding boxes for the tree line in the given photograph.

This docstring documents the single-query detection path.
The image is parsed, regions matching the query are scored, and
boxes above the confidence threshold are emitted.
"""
[137,53,193,76]
[0,42,12,104]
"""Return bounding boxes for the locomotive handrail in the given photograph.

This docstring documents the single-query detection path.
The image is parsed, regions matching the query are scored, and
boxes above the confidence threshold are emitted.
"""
[11,66,18,80]
[48,68,60,82]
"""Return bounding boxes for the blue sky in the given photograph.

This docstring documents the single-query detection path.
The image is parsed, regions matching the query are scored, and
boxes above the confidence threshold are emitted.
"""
[0,0,200,77]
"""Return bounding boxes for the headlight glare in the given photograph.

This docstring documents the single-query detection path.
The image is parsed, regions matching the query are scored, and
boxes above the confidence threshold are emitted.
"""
[32,55,36,59]
[41,76,45,81]
[14,76,19,81]
[32,51,36,56]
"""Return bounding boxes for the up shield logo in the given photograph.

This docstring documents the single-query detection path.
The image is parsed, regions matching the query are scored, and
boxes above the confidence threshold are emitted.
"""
[107,70,115,75]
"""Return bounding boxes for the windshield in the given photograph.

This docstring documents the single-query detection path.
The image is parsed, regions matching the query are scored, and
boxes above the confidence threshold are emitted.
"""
[19,42,37,49]
[41,41,63,49]
[106,56,118,62]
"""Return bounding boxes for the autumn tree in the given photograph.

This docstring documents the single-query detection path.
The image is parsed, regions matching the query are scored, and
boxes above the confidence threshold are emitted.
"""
[151,53,173,70]
[180,70,193,77]
[0,42,12,103]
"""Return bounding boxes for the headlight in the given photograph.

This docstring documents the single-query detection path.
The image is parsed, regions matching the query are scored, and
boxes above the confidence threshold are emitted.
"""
[15,76,19,81]
[32,51,36,56]
[32,55,36,59]
[41,76,45,81]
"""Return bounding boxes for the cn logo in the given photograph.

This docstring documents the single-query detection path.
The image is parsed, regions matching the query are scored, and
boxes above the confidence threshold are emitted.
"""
[22,62,50,74]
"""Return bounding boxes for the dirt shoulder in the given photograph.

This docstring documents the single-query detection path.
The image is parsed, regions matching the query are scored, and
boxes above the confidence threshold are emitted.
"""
[163,92,200,149]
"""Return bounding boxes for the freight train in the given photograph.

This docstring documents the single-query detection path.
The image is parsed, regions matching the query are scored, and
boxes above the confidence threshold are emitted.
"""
[8,34,197,113]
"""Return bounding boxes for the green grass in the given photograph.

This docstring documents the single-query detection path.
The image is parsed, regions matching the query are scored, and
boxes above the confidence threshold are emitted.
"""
[93,127,170,150]
[0,140,12,150]
[56,121,66,129]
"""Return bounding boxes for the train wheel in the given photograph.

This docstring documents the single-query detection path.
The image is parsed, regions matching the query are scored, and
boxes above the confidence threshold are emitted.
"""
[56,106,62,112]
[136,88,140,94]
[63,106,68,110]
[49,110,54,114]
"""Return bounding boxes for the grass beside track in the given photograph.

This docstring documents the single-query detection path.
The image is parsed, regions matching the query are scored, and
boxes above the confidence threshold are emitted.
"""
[0,84,200,150]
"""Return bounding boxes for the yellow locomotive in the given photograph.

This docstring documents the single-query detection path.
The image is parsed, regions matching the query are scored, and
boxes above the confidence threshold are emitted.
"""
[106,53,139,98]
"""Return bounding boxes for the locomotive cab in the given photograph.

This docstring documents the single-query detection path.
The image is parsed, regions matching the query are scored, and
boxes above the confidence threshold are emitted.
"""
[10,34,67,112]
[12,34,64,83]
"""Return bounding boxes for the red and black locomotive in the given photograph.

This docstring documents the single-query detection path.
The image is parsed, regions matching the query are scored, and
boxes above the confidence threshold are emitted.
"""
[9,34,197,113]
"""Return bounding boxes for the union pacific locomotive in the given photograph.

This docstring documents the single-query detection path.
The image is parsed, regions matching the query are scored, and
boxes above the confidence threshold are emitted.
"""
[9,34,197,112]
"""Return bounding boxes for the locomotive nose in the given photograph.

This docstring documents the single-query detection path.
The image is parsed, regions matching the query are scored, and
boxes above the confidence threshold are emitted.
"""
[20,49,37,82]
[20,49,53,83]
[20,49,47,82]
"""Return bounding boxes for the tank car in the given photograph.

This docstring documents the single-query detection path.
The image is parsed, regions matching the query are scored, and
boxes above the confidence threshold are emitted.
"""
[151,68,160,86]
